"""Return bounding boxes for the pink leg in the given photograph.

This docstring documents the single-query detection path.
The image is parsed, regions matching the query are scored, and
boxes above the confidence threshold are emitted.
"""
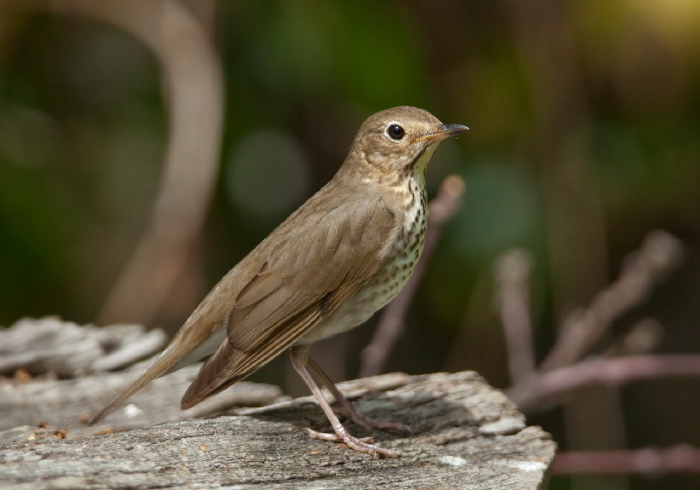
[305,356,411,435]
[290,345,398,458]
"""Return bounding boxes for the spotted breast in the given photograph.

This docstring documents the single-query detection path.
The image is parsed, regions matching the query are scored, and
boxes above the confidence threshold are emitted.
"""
[295,173,428,345]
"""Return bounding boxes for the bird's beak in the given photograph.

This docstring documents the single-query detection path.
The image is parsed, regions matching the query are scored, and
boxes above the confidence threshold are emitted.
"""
[417,123,469,143]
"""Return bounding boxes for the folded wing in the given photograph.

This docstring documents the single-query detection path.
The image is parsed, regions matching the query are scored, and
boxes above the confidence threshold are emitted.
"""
[181,194,397,409]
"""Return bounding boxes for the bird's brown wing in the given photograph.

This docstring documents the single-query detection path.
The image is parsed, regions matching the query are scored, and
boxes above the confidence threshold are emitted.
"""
[181,196,397,409]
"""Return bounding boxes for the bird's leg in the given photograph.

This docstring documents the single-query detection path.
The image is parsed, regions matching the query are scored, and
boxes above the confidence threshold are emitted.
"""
[305,356,411,435]
[289,345,398,458]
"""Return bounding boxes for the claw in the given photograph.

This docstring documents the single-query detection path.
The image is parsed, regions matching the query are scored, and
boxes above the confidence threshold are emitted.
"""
[304,428,398,458]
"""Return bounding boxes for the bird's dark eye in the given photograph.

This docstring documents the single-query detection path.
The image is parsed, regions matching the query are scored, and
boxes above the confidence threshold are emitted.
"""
[387,124,405,140]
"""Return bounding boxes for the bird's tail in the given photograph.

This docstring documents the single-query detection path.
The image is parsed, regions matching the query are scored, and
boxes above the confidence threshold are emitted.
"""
[89,324,225,425]
[88,346,180,425]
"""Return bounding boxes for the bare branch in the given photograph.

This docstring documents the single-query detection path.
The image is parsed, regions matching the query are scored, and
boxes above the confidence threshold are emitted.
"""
[553,445,700,475]
[540,230,684,371]
[507,355,700,412]
[494,249,537,383]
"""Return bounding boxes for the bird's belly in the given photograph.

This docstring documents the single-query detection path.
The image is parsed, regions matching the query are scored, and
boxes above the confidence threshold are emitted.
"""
[294,271,409,345]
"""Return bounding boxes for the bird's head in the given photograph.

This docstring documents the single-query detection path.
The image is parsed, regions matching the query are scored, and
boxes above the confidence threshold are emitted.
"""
[343,106,468,185]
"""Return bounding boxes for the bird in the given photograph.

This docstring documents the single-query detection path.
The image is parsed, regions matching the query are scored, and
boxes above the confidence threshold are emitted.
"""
[90,106,468,457]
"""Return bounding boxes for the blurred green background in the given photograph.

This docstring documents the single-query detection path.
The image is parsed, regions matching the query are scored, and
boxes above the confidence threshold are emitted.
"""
[1,1,699,488]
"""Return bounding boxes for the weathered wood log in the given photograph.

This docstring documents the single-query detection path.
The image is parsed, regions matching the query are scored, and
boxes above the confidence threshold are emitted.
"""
[0,318,556,489]
[0,364,284,440]
[0,317,168,377]
[0,318,284,438]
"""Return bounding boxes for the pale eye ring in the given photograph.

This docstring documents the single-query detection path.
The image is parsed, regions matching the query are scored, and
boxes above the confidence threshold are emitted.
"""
[386,124,405,140]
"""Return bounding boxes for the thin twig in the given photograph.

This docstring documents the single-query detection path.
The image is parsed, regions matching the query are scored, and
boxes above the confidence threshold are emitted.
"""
[494,249,537,383]
[553,445,700,475]
[507,355,700,412]
[359,175,466,377]
[540,230,684,372]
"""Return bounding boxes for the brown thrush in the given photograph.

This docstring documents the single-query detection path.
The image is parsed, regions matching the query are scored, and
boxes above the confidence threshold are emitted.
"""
[90,106,468,457]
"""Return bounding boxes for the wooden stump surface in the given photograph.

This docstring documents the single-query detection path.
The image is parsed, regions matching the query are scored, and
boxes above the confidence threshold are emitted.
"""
[0,318,556,489]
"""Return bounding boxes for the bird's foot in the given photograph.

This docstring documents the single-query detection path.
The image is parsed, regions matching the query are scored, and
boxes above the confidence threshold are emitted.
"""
[304,428,399,458]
